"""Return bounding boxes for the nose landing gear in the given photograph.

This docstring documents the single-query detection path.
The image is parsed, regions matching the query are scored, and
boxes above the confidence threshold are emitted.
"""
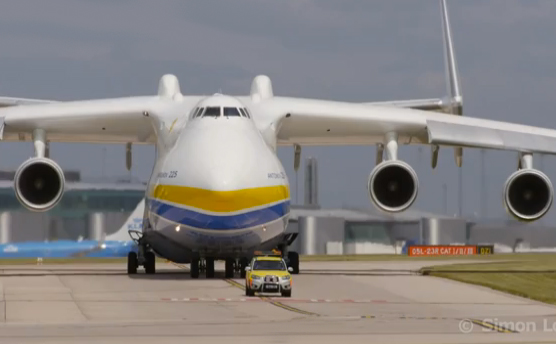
[126,230,156,275]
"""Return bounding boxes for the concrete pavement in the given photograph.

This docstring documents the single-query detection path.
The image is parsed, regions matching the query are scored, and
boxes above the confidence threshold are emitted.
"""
[0,260,555,343]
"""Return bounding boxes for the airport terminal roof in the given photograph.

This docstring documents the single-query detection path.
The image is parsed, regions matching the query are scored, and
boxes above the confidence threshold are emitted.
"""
[0,169,147,193]
[0,180,146,192]
[289,205,459,222]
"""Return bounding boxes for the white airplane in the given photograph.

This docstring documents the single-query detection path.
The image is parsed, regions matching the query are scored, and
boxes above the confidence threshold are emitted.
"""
[0,0,554,277]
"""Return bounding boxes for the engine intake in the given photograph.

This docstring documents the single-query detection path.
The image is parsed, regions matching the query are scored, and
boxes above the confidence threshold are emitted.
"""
[368,160,419,213]
[504,169,553,221]
[14,157,65,212]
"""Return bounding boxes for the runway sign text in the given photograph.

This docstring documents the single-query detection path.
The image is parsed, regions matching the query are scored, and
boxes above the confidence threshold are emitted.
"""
[408,245,494,256]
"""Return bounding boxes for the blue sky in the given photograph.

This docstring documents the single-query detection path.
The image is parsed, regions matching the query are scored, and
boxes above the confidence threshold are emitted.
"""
[0,0,555,222]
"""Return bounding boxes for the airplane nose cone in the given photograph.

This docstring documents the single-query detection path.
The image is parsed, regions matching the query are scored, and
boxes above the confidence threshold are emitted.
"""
[189,126,260,192]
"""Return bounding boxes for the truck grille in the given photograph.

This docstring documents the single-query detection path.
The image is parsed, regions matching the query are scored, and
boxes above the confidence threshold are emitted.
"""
[264,275,278,283]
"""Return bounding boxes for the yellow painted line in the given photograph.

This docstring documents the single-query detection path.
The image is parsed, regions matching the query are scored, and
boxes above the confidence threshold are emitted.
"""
[470,319,518,333]
[223,279,318,316]
[163,272,469,322]
[262,296,318,316]
[225,279,244,289]
[152,184,290,213]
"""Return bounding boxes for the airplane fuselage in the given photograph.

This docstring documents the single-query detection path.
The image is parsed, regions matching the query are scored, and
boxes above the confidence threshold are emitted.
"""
[141,95,291,263]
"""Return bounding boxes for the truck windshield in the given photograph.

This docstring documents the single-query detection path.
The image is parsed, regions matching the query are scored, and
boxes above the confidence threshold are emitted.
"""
[253,260,286,271]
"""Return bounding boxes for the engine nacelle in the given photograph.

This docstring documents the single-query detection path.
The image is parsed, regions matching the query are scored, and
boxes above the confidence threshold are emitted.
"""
[368,160,419,213]
[504,169,553,222]
[14,157,65,212]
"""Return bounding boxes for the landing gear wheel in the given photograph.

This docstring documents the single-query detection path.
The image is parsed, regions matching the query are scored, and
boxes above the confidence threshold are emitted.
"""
[127,252,138,274]
[199,259,206,273]
[190,258,200,279]
[206,258,215,278]
[287,251,299,274]
[144,251,156,274]
[239,257,248,278]
[225,258,234,279]
[281,290,291,298]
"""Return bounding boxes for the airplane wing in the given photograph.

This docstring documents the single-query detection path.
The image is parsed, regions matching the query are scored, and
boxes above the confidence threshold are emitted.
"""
[0,96,162,143]
[0,76,206,144]
[268,96,556,155]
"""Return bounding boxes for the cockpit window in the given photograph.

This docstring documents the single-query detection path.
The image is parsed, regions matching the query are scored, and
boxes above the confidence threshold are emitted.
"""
[195,107,205,117]
[243,108,251,118]
[203,107,220,117]
[223,107,241,117]
[190,107,198,118]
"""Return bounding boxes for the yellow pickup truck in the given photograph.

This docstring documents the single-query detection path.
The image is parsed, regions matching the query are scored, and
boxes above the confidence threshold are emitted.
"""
[244,254,293,297]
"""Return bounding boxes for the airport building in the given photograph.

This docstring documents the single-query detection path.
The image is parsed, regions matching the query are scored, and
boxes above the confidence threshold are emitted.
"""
[286,157,468,254]
[0,170,144,243]
[286,157,556,254]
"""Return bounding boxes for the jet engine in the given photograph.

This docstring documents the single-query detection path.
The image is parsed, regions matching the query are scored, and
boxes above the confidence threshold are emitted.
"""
[504,169,553,221]
[368,160,419,213]
[14,157,65,212]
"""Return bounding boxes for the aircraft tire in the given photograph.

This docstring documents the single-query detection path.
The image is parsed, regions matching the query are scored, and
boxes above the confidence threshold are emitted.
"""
[145,251,156,274]
[225,258,234,278]
[206,258,215,278]
[127,252,138,274]
[190,259,200,279]
[287,251,300,274]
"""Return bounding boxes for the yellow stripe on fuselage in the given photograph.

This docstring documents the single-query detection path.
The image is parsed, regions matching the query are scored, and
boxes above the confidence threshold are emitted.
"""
[151,184,290,213]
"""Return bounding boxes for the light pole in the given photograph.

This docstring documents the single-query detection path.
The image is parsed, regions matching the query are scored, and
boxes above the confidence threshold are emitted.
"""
[443,183,447,215]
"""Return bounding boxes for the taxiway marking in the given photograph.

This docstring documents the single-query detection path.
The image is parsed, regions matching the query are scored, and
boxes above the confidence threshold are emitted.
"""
[223,279,319,316]
[160,297,388,304]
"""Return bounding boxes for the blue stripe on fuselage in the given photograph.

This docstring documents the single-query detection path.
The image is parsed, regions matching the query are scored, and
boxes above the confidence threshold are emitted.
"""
[147,198,290,230]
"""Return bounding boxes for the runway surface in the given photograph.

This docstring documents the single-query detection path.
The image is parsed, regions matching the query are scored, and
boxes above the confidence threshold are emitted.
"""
[1,260,556,343]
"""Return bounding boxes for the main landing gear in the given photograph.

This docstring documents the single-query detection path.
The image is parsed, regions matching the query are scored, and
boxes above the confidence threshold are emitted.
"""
[188,258,214,279]
[278,243,300,275]
[188,257,249,279]
[223,258,248,279]
[286,251,300,274]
